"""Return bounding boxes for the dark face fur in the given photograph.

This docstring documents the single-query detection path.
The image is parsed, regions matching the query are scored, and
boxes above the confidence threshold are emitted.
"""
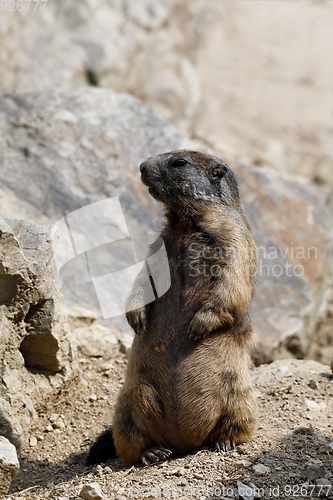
[139,150,241,216]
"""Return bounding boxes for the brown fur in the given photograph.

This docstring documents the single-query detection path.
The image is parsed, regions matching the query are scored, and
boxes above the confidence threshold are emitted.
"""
[113,150,259,465]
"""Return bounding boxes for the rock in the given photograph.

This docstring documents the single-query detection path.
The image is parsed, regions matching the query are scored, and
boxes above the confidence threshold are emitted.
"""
[193,472,204,480]
[117,333,133,354]
[52,419,65,430]
[301,400,320,411]
[309,379,318,389]
[0,0,200,135]
[67,450,86,465]
[236,460,252,468]
[316,478,332,487]
[2,0,333,190]
[29,437,37,447]
[331,360,333,373]
[318,442,333,454]
[306,463,326,481]
[238,481,255,500]
[92,464,103,475]
[0,89,182,332]
[79,482,104,500]
[294,427,315,436]
[314,478,333,497]
[252,464,270,475]
[0,219,78,447]
[278,366,289,373]
[233,161,333,365]
[68,307,98,327]
[0,436,20,497]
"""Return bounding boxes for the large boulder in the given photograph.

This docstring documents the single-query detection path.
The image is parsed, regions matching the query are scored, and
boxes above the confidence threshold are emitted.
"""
[1,1,333,185]
[0,88,182,328]
[232,162,333,364]
[0,218,78,448]
[0,436,19,498]
[0,0,199,134]
[0,88,332,365]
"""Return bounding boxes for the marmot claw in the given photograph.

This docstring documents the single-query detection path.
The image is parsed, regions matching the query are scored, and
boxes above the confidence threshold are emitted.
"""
[141,446,172,465]
[213,439,235,453]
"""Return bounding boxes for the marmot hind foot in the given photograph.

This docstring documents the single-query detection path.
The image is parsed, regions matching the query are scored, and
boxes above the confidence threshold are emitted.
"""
[141,446,172,465]
[212,439,236,453]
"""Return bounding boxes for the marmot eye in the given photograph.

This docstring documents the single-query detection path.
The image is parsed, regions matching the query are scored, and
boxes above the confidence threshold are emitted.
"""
[173,159,187,167]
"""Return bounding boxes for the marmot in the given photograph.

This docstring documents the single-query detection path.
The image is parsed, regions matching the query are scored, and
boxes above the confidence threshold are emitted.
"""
[87,150,259,466]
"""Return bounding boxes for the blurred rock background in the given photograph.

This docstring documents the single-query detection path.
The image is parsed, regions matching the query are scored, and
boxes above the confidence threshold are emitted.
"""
[0,0,333,373]
[1,0,333,185]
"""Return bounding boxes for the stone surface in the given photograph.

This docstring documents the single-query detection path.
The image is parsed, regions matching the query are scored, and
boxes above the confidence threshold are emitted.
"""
[252,464,270,476]
[232,161,333,364]
[306,463,326,481]
[238,481,255,500]
[79,482,104,500]
[0,88,182,332]
[301,400,321,411]
[0,436,19,497]
[0,218,77,447]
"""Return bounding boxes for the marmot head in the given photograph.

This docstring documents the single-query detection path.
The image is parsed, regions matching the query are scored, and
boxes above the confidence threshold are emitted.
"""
[139,150,241,216]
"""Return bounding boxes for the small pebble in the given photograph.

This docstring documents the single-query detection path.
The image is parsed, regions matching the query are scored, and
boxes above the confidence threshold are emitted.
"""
[301,399,320,411]
[236,460,252,468]
[294,427,315,435]
[92,464,103,475]
[306,463,326,481]
[278,366,289,373]
[315,478,332,487]
[79,482,104,500]
[252,464,270,475]
[29,437,37,447]
[309,379,318,389]
[176,467,186,476]
[194,472,204,480]
[238,481,255,500]
[53,419,65,429]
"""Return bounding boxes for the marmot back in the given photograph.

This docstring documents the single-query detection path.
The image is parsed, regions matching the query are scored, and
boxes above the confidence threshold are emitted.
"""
[87,150,259,467]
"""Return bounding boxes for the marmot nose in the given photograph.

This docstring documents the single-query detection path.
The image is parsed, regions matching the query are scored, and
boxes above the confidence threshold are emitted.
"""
[140,162,146,175]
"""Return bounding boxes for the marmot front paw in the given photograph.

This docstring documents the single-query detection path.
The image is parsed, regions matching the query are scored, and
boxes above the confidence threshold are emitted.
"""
[126,307,147,335]
[187,309,234,341]
[187,312,212,341]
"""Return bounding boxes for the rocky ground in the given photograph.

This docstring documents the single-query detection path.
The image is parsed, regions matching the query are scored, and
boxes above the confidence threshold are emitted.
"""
[6,318,333,500]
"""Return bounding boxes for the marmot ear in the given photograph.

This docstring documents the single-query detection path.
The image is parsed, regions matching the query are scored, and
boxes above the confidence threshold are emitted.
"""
[212,164,228,180]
